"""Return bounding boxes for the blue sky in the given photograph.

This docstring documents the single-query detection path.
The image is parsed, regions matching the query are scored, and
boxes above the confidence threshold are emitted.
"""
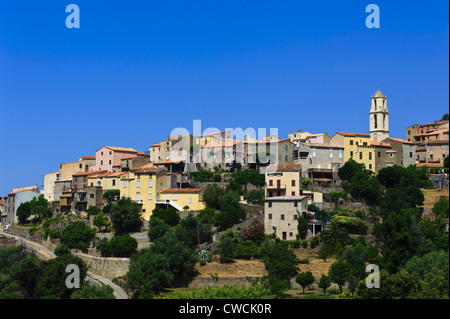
[0,0,448,195]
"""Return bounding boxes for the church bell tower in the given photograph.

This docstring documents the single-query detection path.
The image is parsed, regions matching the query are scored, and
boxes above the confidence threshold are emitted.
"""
[369,89,389,142]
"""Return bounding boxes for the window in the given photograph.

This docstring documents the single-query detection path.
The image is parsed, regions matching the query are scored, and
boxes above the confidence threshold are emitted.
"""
[369,152,372,160]
[359,152,363,160]
[188,197,192,204]
[163,194,167,200]
[410,152,413,158]
[294,214,298,220]
[285,155,288,161]
[268,202,272,208]
[269,180,273,186]
[281,214,285,220]
[172,194,177,200]
[137,181,140,188]
[123,181,127,188]
[101,160,103,165]
[268,213,272,220]
[291,191,295,196]
[97,181,101,187]
[312,152,316,158]
[389,153,393,158]
[292,180,296,186]
[350,140,353,145]
[339,152,343,159]
[90,194,94,199]
[294,202,298,207]
[378,151,381,158]
[109,151,112,155]
[148,194,152,200]
[350,151,353,157]
[109,160,111,165]
[285,145,288,150]
[101,152,103,155]
[149,180,153,188]
[136,193,140,200]
[79,163,82,169]
[90,182,93,186]
[330,152,333,158]
[112,179,116,186]
[369,164,372,169]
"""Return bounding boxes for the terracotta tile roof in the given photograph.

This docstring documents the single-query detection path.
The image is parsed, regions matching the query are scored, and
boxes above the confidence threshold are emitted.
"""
[305,142,344,149]
[122,156,140,160]
[202,140,241,148]
[81,155,96,160]
[0,200,4,205]
[266,164,301,172]
[44,171,60,176]
[154,160,183,165]
[386,150,397,153]
[151,143,161,147]
[385,137,414,145]
[161,188,203,193]
[133,166,167,173]
[8,189,39,196]
[97,146,139,153]
[72,170,108,177]
[370,141,391,147]
[336,132,370,137]
[416,163,444,168]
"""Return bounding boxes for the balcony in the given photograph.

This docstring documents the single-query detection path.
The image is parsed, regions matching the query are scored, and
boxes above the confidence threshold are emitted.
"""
[135,199,143,204]
[266,183,287,190]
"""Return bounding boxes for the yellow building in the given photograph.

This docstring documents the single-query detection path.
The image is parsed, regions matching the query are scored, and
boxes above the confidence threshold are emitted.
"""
[119,163,205,221]
[59,156,96,180]
[265,164,302,197]
[160,188,205,212]
[331,132,376,171]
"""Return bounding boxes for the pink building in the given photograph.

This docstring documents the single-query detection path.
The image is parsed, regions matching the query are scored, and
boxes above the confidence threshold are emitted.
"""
[93,146,143,172]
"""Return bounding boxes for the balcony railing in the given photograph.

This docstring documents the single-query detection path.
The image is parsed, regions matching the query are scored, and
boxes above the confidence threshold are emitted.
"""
[266,183,287,189]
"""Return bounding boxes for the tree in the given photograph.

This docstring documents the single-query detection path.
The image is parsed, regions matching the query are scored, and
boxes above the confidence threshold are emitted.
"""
[403,250,449,279]
[102,189,120,203]
[70,284,115,299]
[60,221,96,249]
[244,189,265,205]
[295,271,315,294]
[109,235,138,257]
[372,208,422,273]
[16,201,32,225]
[148,218,171,241]
[34,253,88,299]
[109,197,143,234]
[318,243,334,261]
[16,196,52,224]
[441,113,449,121]
[151,206,180,227]
[318,275,331,295]
[93,212,111,232]
[444,155,449,174]
[202,184,225,209]
[218,236,235,263]
[297,214,308,240]
[328,260,352,293]
[214,191,246,229]
[262,240,299,282]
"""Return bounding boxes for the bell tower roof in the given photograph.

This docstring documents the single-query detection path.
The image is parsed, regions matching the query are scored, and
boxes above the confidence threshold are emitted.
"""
[373,89,385,98]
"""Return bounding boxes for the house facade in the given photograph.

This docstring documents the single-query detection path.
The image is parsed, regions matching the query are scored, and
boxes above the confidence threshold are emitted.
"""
[264,195,309,241]
[93,146,143,172]
[264,164,302,198]
[331,132,376,171]
[4,187,40,225]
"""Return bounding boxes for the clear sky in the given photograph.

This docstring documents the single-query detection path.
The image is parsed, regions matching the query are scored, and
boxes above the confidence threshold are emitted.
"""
[0,0,448,195]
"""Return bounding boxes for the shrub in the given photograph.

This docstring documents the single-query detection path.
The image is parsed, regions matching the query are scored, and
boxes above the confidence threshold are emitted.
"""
[291,240,301,248]
[234,244,261,259]
[109,235,138,257]
[198,250,212,262]
[240,223,265,242]
[60,221,96,249]
[331,215,367,235]
[301,241,308,248]
[310,237,319,249]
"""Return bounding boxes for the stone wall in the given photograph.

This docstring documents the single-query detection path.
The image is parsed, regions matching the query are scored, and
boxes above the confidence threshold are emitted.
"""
[73,251,130,280]
[314,201,370,212]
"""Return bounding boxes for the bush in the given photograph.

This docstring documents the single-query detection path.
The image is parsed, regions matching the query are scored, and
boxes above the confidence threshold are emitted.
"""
[234,243,261,259]
[301,241,308,248]
[331,215,367,235]
[60,221,96,249]
[109,235,138,257]
[310,237,319,249]
[291,240,301,248]
[54,244,71,257]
